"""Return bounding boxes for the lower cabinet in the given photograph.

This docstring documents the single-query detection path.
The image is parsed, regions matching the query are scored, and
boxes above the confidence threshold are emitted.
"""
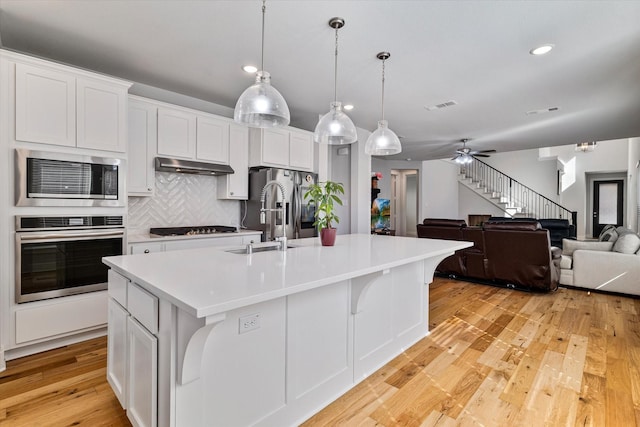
[129,233,262,254]
[107,298,128,408]
[108,272,158,427]
[127,316,158,427]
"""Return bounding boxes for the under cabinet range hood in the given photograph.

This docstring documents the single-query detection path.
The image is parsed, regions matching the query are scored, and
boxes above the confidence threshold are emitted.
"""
[154,157,234,175]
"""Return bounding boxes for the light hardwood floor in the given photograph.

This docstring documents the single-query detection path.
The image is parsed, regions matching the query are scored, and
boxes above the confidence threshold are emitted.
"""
[2,278,639,426]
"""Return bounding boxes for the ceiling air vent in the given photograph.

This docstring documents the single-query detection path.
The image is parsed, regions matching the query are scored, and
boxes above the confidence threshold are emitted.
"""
[425,100,458,111]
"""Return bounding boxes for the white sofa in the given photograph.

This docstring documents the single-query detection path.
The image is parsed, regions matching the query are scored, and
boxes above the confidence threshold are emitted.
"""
[560,236,640,296]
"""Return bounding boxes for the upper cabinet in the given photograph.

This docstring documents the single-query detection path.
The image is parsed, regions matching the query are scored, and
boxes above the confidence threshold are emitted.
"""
[196,115,229,164]
[76,78,128,152]
[217,123,249,200]
[15,63,76,147]
[128,98,157,196]
[249,127,314,172]
[13,57,131,152]
[157,107,196,159]
[128,96,248,199]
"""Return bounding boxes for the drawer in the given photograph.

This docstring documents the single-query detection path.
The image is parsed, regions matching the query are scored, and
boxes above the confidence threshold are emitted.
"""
[128,283,159,335]
[15,291,108,344]
[130,242,164,254]
[108,270,128,307]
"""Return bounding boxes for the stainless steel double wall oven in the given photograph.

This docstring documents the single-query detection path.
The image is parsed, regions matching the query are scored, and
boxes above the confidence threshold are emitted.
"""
[14,149,126,303]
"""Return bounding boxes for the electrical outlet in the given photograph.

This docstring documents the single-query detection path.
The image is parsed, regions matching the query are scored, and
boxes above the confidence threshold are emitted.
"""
[239,313,260,334]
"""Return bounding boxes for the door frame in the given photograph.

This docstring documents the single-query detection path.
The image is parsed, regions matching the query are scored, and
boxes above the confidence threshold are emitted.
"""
[390,169,419,236]
[586,172,626,238]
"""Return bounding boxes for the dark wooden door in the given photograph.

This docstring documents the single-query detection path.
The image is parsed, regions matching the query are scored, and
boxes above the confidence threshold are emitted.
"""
[592,179,624,238]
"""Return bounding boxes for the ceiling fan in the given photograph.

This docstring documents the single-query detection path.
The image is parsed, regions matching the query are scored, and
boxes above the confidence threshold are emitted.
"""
[452,139,496,164]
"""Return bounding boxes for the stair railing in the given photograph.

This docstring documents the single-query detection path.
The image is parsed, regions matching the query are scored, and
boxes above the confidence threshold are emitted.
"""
[461,158,577,226]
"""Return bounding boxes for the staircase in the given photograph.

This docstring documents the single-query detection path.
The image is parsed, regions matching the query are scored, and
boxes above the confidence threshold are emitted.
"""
[458,158,576,224]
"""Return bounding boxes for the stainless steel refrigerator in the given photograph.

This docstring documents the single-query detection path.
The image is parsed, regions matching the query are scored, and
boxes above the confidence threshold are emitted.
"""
[243,168,318,242]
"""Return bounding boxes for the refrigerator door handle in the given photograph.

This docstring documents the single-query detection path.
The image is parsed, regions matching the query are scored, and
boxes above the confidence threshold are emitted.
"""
[292,183,300,239]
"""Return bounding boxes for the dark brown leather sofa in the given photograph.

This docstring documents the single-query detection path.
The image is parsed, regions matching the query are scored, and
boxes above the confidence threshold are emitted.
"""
[417,218,560,292]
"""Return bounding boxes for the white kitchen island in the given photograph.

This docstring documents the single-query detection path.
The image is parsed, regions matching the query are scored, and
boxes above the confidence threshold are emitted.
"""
[103,234,471,427]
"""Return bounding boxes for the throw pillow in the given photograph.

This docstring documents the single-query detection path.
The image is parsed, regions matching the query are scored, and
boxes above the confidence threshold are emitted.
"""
[616,226,634,236]
[599,225,619,243]
[612,233,640,254]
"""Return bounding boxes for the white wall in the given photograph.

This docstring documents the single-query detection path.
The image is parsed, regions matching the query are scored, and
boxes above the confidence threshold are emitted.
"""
[548,138,630,238]
[329,145,351,235]
[350,128,372,234]
[458,185,505,220]
[421,160,459,220]
[627,138,640,231]
[482,148,559,204]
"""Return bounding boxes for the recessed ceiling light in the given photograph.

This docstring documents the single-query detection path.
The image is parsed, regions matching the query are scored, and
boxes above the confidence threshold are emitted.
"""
[343,104,354,111]
[530,44,554,56]
[242,65,258,73]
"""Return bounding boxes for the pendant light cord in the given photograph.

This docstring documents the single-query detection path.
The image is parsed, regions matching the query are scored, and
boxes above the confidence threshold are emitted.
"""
[381,58,386,121]
[261,0,266,71]
[333,26,339,102]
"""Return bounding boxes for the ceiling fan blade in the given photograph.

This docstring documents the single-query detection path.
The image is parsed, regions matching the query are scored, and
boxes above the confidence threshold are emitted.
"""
[477,149,497,153]
[473,154,491,158]
[451,155,460,160]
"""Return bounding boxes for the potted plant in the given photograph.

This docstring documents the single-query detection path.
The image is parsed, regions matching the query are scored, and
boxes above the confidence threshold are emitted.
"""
[304,181,345,246]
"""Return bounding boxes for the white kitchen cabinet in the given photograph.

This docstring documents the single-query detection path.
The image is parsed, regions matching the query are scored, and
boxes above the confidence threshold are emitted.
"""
[129,242,164,255]
[196,115,229,164]
[127,316,158,427]
[249,127,314,172]
[289,129,314,171]
[128,98,157,196]
[218,123,249,199]
[107,271,158,427]
[77,77,128,152]
[15,62,76,147]
[128,233,262,255]
[107,298,128,408]
[157,107,196,159]
[14,291,108,344]
[14,58,130,152]
[163,235,252,251]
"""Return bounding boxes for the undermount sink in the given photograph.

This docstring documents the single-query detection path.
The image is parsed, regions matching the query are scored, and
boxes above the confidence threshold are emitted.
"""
[225,244,297,255]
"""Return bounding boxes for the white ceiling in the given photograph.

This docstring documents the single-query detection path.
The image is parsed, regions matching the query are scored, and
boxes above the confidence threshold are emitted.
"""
[1,0,640,161]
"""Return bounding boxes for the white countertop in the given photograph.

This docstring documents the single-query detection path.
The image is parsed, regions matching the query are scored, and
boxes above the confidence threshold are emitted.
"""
[127,229,262,243]
[104,234,471,318]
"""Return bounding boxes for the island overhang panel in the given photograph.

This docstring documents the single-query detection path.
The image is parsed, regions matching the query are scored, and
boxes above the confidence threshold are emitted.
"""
[103,234,471,427]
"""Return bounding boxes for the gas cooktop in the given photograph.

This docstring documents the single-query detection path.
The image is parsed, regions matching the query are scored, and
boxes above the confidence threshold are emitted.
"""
[150,225,238,236]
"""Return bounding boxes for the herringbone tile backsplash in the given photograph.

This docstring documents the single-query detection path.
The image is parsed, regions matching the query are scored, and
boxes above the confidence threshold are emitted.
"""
[128,172,240,232]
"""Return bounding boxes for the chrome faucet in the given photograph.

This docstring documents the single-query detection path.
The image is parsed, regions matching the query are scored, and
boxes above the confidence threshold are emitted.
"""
[259,180,288,251]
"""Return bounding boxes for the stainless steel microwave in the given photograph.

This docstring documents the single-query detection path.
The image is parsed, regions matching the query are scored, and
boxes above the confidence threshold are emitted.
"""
[15,149,126,207]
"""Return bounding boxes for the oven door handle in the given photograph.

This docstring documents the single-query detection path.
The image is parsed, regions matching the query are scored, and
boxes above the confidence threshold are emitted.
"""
[18,230,125,241]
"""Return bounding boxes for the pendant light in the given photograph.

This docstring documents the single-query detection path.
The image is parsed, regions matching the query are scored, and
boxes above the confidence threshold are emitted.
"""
[313,17,357,145]
[234,0,290,128]
[364,52,402,155]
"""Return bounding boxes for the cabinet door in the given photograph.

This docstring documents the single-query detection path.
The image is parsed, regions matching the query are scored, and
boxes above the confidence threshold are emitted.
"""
[262,128,290,167]
[289,129,314,171]
[129,242,164,255]
[107,298,128,409]
[218,124,248,199]
[164,236,243,251]
[15,63,76,146]
[128,100,157,196]
[157,108,196,159]
[196,115,229,164]
[127,317,158,427]
[77,78,127,152]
